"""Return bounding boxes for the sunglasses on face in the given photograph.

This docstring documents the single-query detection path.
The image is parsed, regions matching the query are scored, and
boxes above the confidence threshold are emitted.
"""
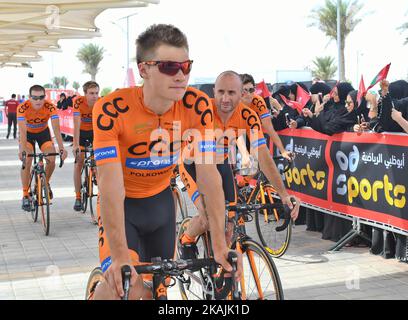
[141,60,193,76]
[30,95,45,101]
[243,87,255,94]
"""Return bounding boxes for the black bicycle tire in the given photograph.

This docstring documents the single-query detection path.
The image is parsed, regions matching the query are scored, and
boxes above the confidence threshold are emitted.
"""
[254,184,292,258]
[31,175,38,223]
[89,169,97,225]
[85,267,104,300]
[40,174,50,236]
[240,239,284,300]
[81,166,88,213]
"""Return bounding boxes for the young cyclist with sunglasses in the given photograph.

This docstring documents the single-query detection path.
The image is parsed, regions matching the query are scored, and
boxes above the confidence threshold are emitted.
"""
[17,85,68,211]
[72,81,100,212]
[92,24,242,300]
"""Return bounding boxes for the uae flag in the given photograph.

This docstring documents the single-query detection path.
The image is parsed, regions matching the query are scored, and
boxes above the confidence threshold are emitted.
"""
[279,94,303,114]
[296,84,311,108]
[357,75,366,106]
[256,80,271,99]
[366,63,391,91]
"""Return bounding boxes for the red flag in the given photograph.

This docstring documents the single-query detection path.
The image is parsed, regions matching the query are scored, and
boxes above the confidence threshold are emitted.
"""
[296,84,311,108]
[329,81,340,99]
[357,75,366,106]
[366,63,391,92]
[279,94,303,114]
[256,80,271,99]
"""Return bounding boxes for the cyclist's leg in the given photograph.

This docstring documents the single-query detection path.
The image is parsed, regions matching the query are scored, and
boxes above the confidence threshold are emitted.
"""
[38,128,56,184]
[21,139,34,199]
[74,130,90,199]
[179,163,209,241]
[217,162,237,246]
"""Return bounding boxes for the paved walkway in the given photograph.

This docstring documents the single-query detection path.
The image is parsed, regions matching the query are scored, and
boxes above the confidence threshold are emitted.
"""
[0,125,407,300]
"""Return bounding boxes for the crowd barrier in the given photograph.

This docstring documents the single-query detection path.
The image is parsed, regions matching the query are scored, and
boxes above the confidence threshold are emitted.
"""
[273,128,408,236]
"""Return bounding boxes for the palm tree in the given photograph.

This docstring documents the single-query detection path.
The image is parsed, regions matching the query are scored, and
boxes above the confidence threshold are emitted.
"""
[51,76,61,89]
[100,87,112,97]
[72,81,80,93]
[312,56,337,80]
[60,76,69,89]
[76,44,105,81]
[398,21,408,45]
[309,0,364,81]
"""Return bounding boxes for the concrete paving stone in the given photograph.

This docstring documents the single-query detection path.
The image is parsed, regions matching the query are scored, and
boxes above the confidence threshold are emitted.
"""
[11,279,39,289]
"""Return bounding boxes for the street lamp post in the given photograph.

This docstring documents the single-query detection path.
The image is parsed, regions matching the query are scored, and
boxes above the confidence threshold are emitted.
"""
[337,0,342,81]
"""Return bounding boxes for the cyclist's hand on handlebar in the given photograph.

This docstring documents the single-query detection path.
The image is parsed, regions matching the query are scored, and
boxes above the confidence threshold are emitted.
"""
[281,151,294,162]
[60,148,68,161]
[72,144,79,157]
[282,195,300,221]
[105,260,138,299]
[214,248,243,282]
[19,148,29,162]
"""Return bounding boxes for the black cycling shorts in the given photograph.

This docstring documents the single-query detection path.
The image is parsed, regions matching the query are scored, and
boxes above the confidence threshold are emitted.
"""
[98,187,176,272]
[26,127,53,151]
[79,130,94,148]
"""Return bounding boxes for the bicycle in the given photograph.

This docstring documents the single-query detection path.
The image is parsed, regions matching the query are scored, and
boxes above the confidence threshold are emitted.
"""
[170,166,189,233]
[85,257,223,300]
[177,200,294,300]
[235,155,294,258]
[75,144,98,224]
[21,151,64,236]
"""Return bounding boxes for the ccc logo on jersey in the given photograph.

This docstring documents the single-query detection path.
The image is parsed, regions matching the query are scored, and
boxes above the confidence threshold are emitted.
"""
[252,97,266,112]
[27,118,47,124]
[97,97,129,131]
[43,102,56,113]
[241,108,261,131]
[128,139,183,157]
[182,91,213,126]
[18,102,30,113]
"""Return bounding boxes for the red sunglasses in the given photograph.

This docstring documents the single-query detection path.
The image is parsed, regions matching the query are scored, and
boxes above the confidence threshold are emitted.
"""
[141,60,193,76]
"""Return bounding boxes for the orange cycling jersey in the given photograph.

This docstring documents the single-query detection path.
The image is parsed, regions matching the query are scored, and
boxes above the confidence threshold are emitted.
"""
[73,96,93,131]
[17,100,59,133]
[212,100,266,161]
[247,94,271,121]
[92,86,216,198]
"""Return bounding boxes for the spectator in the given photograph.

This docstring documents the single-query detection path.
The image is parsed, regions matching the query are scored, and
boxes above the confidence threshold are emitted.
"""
[4,94,19,139]
[376,80,408,133]
[57,93,67,110]
[271,85,302,131]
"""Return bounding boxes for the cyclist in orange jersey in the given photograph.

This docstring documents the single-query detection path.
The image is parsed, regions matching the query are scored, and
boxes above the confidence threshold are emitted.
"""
[91,24,242,300]
[240,74,293,163]
[17,85,68,211]
[72,81,100,212]
[179,71,300,257]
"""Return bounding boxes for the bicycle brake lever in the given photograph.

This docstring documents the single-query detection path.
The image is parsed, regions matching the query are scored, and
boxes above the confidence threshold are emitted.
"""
[59,150,64,168]
[121,265,132,300]
[275,198,296,232]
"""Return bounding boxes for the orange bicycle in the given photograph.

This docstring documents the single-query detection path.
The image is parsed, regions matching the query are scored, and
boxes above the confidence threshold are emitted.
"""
[22,151,64,236]
[75,144,98,224]
[235,155,294,258]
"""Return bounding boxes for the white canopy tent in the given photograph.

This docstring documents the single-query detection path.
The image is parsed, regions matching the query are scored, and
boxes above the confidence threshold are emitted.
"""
[0,0,159,67]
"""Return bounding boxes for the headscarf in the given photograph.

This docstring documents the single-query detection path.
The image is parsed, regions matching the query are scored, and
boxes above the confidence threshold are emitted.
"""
[309,82,331,96]
[336,82,355,105]
[389,80,408,100]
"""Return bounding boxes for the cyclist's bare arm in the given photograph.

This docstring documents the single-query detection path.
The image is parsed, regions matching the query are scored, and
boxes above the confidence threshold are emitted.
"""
[97,162,138,297]
[256,145,300,220]
[260,118,291,159]
[236,136,251,168]
[73,115,81,151]
[17,120,28,160]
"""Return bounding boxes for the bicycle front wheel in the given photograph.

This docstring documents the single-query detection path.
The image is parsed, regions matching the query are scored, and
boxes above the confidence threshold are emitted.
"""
[80,166,88,214]
[30,177,38,223]
[174,184,188,233]
[177,217,212,300]
[88,168,98,225]
[239,239,284,300]
[85,267,105,300]
[39,175,50,236]
[254,184,292,258]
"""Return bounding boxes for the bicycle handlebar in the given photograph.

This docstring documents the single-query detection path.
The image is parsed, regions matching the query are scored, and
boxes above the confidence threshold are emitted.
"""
[21,151,64,170]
